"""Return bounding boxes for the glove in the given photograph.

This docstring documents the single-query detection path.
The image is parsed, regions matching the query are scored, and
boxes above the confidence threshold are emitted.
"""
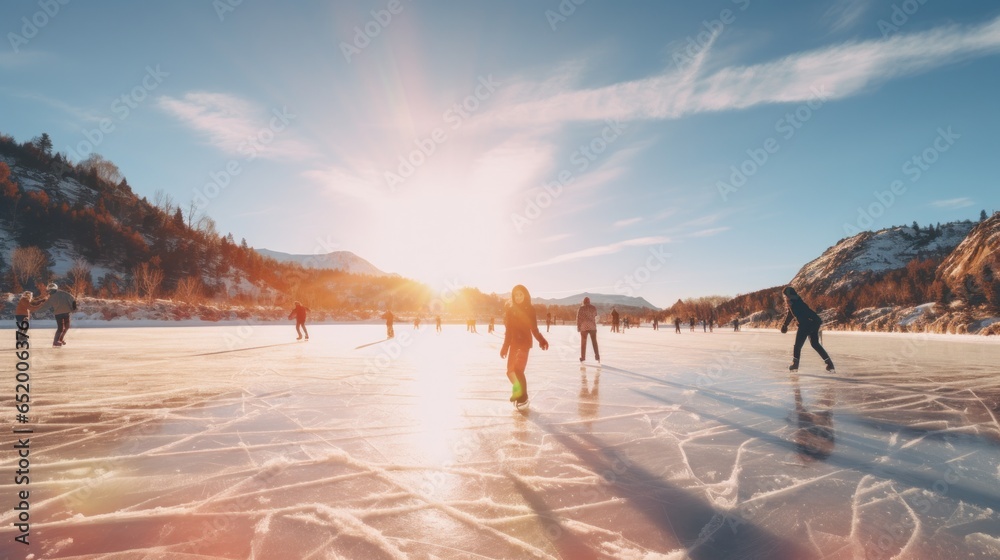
[539,339,549,351]
[780,325,788,334]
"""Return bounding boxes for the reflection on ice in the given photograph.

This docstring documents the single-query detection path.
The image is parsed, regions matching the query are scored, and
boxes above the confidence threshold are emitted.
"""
[0,325,998,558]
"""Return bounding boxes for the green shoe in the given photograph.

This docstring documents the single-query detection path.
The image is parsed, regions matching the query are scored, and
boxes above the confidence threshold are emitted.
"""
[510,382,524,402]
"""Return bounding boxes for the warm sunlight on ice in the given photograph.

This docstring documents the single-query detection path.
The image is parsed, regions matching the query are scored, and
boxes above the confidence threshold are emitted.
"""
[1,324,999,559]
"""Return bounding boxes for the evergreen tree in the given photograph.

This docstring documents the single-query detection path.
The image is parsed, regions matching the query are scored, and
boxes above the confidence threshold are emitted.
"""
[32,133,53,156]
[981,209,988,222]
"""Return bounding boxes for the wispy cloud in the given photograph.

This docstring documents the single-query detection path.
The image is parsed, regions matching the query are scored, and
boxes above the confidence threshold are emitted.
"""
[483,16,1000,127]
[825,0,871,33]
[613,217,642,228]
[931,197,974,209]
[510,236,671,270]
[158,92,316,160]
[684,227,731,238]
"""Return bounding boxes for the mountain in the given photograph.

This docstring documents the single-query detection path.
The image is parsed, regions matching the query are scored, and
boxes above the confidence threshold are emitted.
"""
[791,222,975,293]
[937,213,1000,307]
[256,249,387,276]
[534,292,659,310]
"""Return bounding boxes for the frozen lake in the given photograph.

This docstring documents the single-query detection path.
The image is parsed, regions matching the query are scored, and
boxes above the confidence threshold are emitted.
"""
[1,324,999,559]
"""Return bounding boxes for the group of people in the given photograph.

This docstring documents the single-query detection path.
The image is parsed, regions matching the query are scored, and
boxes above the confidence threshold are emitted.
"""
[15,283,77,347]
[279,284,834,404]
[497,284,835,404]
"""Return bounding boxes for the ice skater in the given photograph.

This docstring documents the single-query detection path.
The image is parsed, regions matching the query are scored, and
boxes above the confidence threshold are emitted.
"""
[15,291,41,326]
[780,286,835,372]
[383,309,394,339]
[500,284,548,405]
[435,315,442,332]
[577,296,600,363]
[611,308,620,333]
[288,300,310,340]
[34,283,76,347]
[674,317,682,333]
[733,317,740,332]
[546,312,552,332]
[488,317,495,334]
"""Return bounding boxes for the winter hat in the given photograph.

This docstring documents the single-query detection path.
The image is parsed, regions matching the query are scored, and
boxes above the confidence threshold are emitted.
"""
[783,286,799,298]
[47,282,58,291]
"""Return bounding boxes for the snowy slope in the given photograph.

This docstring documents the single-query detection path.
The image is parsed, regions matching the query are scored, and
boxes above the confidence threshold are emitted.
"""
[256,248,388,276]
[938,213,1000,282]
[791,222,975,292]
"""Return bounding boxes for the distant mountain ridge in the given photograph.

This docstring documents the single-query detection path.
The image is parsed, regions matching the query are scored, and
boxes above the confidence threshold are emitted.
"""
[256,249,388,276]
[534,292,659,310]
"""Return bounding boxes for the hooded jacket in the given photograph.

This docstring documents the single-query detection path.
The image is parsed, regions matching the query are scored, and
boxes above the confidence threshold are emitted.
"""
[502,285,547,351]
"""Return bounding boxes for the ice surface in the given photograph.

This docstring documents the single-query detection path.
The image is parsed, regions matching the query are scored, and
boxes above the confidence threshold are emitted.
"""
[1,324,998,559]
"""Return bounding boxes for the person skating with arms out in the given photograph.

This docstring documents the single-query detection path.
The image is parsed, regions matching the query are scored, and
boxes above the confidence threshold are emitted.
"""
[15,291,42,325]
[780,286,835,372]
[500,284,548,404]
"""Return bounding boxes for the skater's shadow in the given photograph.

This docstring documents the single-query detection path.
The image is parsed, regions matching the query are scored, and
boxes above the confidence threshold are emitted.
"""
[525,414,809,559]
[507,474,599,559]
[790,375,835,463]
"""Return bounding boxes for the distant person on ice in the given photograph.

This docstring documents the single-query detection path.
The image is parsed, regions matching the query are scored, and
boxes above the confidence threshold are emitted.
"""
[488,317,495,334]
[546,312,552,332]
[35,283,76,347]
[577,296,600,363]
[733,317,740,332]
[611,308,620,333]
[435,315,442,332]
[288,301,310,340]
[383,309,394,339]
[500,284,548,404]
[674,317,682,333]
[15,291,41,325]
[780,286,835,372]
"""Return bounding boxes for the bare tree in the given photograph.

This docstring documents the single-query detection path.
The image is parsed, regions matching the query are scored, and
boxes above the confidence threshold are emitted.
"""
[132,262,165,302]
[10,246,47,289]
[173,276,203,303]
[67,258,93,298]
[78,153,123,185]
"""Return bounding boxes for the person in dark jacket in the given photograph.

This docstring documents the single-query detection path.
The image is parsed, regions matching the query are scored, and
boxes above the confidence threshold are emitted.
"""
[288,301,309,340]
[780,286,835,372]
[35,282,76,347]
[383,310,395,339]
[500,284,548,404]
[576,296,599,363]
[674,317,682,333]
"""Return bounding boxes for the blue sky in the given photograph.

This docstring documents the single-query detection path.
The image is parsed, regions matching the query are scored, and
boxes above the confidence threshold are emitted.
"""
[2,0,999,307]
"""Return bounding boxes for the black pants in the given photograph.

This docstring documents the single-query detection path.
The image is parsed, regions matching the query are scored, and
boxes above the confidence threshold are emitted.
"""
[793,321,830,361]
[54,313,70,344]
[296,320,308,338]
[580,330,599,361]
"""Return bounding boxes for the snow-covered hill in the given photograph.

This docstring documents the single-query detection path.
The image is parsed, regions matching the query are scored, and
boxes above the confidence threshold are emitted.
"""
[534,292,659,310]
[256,249,388,276]
[937,213,1000,301]
[792,222,975,292]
